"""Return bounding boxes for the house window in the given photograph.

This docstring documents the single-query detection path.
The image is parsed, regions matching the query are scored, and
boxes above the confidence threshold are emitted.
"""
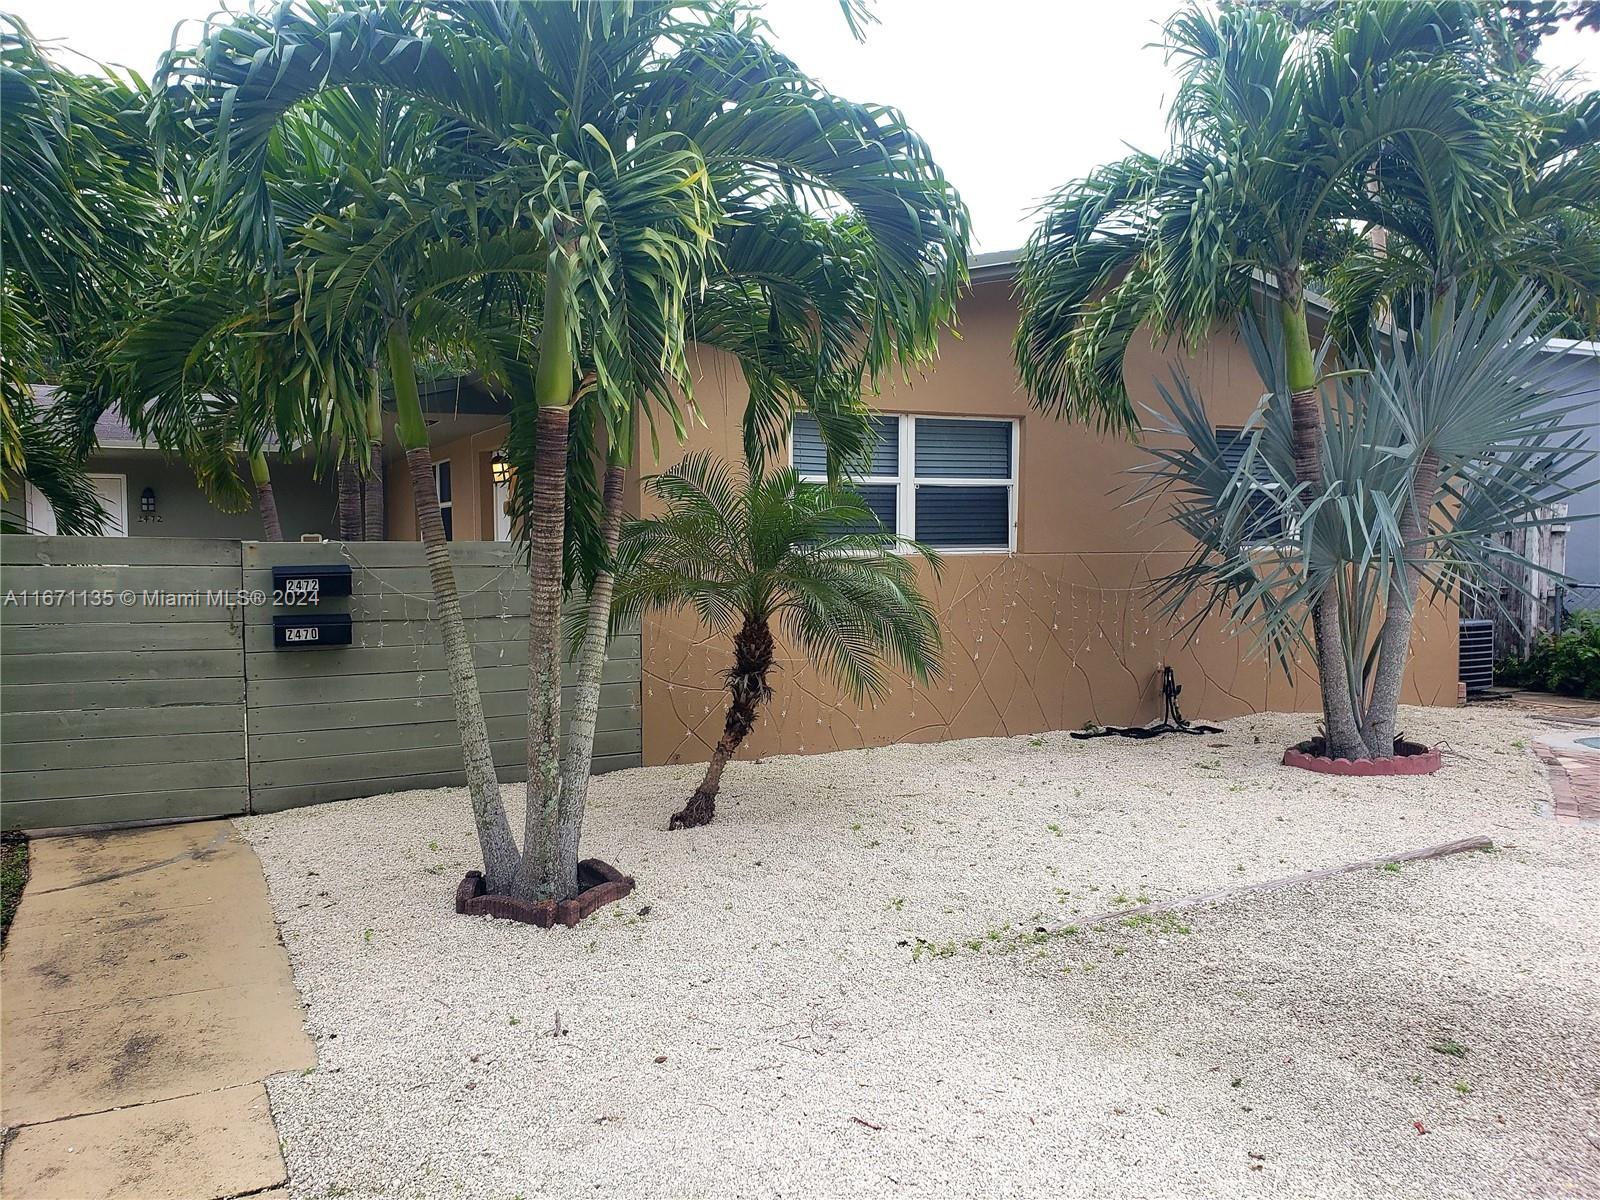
[1215,427,1284,543]
[792,413,1017,552]
[434,459,454,541]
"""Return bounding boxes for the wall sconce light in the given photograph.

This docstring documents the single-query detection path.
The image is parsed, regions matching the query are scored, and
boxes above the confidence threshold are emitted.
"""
[140,487,157,515]
[490,450,511,487]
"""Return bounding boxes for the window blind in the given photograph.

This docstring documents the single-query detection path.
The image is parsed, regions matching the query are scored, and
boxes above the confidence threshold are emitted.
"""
[914,418,1011,478]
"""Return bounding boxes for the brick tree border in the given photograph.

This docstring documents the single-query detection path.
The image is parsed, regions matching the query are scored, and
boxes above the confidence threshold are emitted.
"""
[455,860,635,928]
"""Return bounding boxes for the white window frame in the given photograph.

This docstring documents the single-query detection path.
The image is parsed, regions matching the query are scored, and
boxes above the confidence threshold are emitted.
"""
[434,459,454,541]
[794,414,1018,555]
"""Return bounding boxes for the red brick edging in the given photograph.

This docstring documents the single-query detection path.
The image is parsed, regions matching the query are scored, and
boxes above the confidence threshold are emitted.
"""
[1282,740,1443,776]
[455,859,636,927]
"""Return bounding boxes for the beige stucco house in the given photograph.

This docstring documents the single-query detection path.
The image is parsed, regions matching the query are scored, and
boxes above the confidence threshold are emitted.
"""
[385,251,1460,767]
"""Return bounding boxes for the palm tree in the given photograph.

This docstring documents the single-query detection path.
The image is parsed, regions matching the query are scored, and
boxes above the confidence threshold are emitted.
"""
[1140,286,1590,758]
[1,15,156,530]
[1013,0,1501,759]
[611,453,943,829]
[168,0,966,902]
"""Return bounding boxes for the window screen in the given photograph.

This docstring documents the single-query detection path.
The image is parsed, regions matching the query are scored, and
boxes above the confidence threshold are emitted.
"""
[1215,428,1283,542]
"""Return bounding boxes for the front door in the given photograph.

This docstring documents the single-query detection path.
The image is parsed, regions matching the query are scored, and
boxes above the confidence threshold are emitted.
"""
[89,474,129,535]
[493,479,512,541]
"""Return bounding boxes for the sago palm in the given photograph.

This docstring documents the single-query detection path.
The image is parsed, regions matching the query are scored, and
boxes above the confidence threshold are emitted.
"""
[611,453,943,830]
[1014,0,1500,758]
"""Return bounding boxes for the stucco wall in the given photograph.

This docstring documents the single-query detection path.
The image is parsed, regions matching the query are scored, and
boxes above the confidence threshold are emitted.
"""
[384,431,505,544]
[91,452,335,541]
[636,281,1459,767]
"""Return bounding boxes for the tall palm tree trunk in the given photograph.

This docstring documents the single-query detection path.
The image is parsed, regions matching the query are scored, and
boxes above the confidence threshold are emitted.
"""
[1279,286,1366,760]
[671,615,775,830]
[558,457,627,865]
[363,367,385,540]
[1362,451,1440,754]
[336,458,362,539]
[517,245,578,902]
[389,320,520,891]
[249,450,284,541]
[364,445,385,539]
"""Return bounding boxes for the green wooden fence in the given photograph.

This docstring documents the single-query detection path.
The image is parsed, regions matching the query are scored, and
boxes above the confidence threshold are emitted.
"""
[0,536,642,830]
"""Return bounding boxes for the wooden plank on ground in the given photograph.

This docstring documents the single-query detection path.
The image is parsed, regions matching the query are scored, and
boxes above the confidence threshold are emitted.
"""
[1043,835,1496,935]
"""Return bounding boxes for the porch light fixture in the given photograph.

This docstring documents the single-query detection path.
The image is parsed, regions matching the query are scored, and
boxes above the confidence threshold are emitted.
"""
[139,487,157,514]
[490,450,511,486]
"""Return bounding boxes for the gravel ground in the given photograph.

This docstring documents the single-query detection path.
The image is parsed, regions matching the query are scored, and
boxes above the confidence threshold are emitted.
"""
[238,705,1600,1200]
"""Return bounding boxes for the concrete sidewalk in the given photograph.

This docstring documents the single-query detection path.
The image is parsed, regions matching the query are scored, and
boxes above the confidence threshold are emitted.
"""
[1,820,314,1199]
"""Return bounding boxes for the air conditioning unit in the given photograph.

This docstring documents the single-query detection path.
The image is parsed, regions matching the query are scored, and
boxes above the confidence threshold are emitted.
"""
[1459,619,1495,695]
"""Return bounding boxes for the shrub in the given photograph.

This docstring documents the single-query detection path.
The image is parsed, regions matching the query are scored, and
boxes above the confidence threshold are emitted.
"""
[1497,610,1600,699]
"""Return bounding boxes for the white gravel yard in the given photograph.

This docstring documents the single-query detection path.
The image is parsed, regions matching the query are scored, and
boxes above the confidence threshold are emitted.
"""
[238,705,1600,1200]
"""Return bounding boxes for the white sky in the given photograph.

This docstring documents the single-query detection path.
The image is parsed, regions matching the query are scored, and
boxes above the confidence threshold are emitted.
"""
[10,0,1597,252]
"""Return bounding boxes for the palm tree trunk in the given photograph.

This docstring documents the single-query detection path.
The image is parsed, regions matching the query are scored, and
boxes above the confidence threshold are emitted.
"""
[557,459,627,868]
[389,320,520,892]
[1362,450,1440,754]
[336,459,361,540]
[248,451,283,541]
[1279,284,1366,760]
[364,445,385,540]
[363,368,386,541]
[517,245,579,902]
[671,615,775,830]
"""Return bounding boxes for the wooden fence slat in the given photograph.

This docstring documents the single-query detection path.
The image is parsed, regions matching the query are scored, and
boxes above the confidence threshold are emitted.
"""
[242,689,638,736]
[2,621,241,654]
[1,649,245,686]
[246,752,637,815]
[4,732,248,772]
[1,788,248,832]
[3,757,247,802]
[245,656,637,708]
[3,677,245,713]
[2,535,242,566]
[1,704,246,744]
[242,635,639,681]
[248,710,641,763]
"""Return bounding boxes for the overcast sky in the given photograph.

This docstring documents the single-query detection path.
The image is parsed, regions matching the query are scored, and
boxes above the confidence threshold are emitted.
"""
[10,0,1597,252]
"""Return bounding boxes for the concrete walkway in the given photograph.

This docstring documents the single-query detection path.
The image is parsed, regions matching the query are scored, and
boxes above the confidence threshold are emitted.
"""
[1,820,314,1199]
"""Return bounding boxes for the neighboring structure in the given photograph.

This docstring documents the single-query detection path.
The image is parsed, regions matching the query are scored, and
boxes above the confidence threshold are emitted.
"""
[9,387,334,540]
[387,251,1461,766]
[1543,340,1600,612]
